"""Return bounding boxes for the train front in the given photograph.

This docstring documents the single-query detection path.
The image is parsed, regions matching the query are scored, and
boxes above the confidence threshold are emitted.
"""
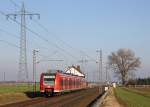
[40,73,56,96]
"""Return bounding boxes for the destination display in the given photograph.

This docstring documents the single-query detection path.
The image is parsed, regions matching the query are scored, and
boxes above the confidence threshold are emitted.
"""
[44,75,55,78]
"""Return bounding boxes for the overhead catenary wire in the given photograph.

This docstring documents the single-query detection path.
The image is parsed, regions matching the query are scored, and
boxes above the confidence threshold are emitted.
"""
[33,19,96,61]
[32,15,97,79]
[32,17,97,77]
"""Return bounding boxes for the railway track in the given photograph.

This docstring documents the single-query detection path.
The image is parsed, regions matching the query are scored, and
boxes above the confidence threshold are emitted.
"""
[0,87,103,107]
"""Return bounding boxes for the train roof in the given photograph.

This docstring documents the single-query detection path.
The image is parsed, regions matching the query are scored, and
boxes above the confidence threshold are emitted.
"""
[42,70,62,75]
[41,65,85,78]
[41,69,85,77]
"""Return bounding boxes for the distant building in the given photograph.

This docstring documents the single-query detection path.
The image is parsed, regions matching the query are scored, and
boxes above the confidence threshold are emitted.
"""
[65,65,85,77]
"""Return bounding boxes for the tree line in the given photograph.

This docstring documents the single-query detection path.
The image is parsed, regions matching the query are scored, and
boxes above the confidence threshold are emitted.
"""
[127,78,150,85]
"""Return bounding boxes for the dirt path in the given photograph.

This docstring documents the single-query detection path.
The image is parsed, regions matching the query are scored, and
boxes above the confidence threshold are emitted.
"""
[0,93,30,106]
[101,87,123,107]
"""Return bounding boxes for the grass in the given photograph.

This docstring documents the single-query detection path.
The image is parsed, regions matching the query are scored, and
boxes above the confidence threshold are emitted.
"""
[0,83,40,93]
[115,87,150,107]
[0,83,41,105]
[126,87,150,99]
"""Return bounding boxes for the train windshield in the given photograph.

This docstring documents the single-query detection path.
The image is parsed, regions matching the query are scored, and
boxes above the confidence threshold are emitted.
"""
[44,75,55,85]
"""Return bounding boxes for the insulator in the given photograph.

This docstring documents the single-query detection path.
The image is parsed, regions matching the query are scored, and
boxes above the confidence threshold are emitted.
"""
[6,15,9,20]
[38,15,40,19]
[14,15,17,20]
[30,15,32,20]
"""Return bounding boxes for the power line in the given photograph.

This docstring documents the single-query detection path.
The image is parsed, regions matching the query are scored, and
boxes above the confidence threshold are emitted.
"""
[0,24,72,66]
[0,10,79,60]
[0,39,19,48]
[9,0,20,8]
[8,0,95,63]
[33,19,96,61]
[0,27,52,53]
[0,28,19,39]
[8,0,79,60]
[4,0,96,67]
[0,32,60,64]
[0,1,99,84]
[32,16,98,79]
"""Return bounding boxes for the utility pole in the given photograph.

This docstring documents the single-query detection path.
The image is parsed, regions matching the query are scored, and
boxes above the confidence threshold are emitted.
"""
[6,2,40,82]
[33,49,39,96]
[105,64,108,83]
[78,59,88,81]
[33,51,64,96]
[4,72,5,82]
[96,49,102,92]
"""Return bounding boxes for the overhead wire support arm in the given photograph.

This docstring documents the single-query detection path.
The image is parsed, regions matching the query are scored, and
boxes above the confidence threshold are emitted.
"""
[37,59,64,64]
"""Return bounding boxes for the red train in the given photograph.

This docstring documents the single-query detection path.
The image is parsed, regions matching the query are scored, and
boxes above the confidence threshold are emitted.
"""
[40,70,87,96]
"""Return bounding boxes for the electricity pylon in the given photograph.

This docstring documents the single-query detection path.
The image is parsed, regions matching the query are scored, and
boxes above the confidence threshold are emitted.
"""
[6,2,40,82]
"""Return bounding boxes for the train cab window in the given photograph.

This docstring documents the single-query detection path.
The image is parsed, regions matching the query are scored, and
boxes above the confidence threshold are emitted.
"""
[44,75,55,85]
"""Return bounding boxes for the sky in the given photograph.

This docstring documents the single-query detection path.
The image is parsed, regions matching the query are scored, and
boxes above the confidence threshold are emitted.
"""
[0,0,150,81]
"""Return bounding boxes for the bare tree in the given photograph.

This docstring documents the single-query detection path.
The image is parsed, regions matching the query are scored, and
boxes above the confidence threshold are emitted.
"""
[108,49,141,85]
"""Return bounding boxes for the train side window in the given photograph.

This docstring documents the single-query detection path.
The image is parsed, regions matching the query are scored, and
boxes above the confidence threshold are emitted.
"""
[61,78,63,89]
[68,78,70,86]
[74,79,76,88]
[74,79,75,88]
[68,78,69,88]
[63,78,65,90]
[61,78,63,87]
[80,80,81,86]
[69,78,71,86]
[65,79,67,87]
[70,79,72,86]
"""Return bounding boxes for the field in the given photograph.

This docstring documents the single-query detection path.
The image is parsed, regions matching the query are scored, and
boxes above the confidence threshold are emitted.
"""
[0,83,40,93]
[115,87,150,107]
[0,83,40,105]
